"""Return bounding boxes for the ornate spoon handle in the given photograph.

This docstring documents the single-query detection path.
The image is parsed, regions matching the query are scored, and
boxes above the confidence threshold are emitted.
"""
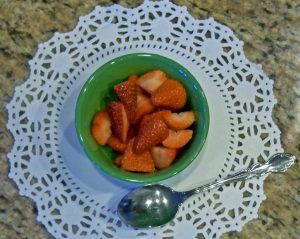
[183,153,295,198]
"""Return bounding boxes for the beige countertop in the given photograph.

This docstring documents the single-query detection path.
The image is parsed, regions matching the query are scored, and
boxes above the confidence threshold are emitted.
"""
[0,0,299,238]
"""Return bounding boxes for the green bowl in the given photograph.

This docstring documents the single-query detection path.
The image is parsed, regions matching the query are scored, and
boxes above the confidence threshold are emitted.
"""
[75,53,209,183]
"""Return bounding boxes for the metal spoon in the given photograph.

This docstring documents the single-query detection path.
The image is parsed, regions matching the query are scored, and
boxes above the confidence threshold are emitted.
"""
[117,153,295,228]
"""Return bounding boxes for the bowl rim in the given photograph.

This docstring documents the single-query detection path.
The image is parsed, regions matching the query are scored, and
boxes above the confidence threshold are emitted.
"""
[75,53,210,183]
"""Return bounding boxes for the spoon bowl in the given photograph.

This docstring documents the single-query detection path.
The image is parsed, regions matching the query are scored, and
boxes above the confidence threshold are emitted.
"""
[117,184,185,228]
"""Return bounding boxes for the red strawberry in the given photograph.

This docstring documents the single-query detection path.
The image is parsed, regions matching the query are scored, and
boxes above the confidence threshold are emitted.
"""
[137,70,167,94]
[114,81,137,123]
[91,110,111,145]
[132,92,155,124]
[162,111,195,130]
[107,135,127,153]
[151,146,177,169]
[121,139,155,173]
[151,79,187,110]
[162,129,193,149]
[133,114,169,154]
[107,102,129,142]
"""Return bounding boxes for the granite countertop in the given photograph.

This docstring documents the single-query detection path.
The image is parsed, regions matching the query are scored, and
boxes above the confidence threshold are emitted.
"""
[0,0,299,238]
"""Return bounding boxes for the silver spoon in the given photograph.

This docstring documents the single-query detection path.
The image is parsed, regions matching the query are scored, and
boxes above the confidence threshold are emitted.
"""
[117,153,295,228]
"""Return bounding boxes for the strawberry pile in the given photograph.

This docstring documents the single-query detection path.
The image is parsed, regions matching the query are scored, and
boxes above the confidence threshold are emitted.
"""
[91,70,195,173]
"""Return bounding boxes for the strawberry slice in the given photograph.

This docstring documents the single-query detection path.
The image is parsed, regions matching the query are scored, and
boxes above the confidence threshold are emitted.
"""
[132,92,155,124]
[107,102,129,142]
[162,111,195,130]
[151,79,187,110]
[114,81,137,123]
[162,129,193,149]
[133,114,169,154]
[151,146,177,169]
[91,110,111,145]
[107,135,127,153]
[121,139,155,173]
[137,70,167,94]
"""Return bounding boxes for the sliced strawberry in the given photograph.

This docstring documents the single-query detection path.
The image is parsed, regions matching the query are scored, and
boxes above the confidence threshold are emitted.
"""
[114,81,137,123]
[107,135,127,153]
[162,111,195,130]
[115,154,123,166]
[91,110,111,145]
[133,114,169,154]
[137,70,167,94]
[162,129,193,149]
[151,79,187,110]
[132,92,155,124]
[121,139,155,173]
[151,146,177,169]
[107,102,129,142]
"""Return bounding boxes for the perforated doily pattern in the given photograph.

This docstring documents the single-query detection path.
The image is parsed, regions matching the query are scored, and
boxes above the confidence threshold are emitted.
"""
[6,1,282,238]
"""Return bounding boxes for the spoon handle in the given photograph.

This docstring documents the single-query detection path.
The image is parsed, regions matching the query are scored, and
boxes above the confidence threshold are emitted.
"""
[183,153,295,199]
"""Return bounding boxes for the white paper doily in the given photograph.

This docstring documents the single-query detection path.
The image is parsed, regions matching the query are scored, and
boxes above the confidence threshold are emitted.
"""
[6,0,283,238]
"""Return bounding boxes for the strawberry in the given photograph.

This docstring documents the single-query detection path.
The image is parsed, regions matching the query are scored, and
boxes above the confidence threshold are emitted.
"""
[121,139,155,173]
[133,114,169,154]
[107,135,127,153]
[132,92,155,124]
[107,102,129,142]
[137,70,167,94]
[151,146,177,169]
[162,111,195,130]
[162,129,193,149]
[115,154,123,166]
[114,81,137,123]
[91,110,111,145]
[151,79,187,110]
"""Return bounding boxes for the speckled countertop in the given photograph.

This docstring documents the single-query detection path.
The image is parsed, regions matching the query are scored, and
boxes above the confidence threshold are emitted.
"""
[0,0,299,238]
